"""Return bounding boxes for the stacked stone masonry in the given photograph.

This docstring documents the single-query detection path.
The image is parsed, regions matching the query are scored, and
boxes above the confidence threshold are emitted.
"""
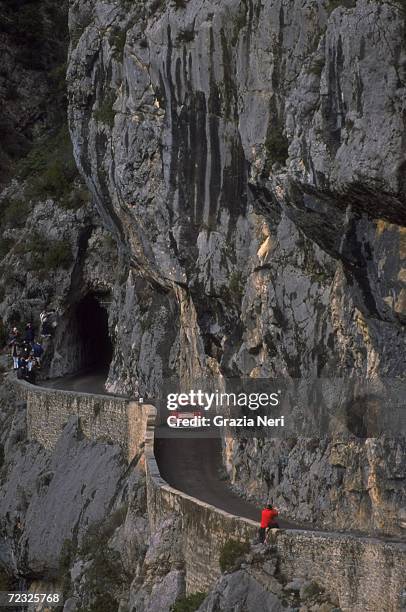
[15,379,148,463]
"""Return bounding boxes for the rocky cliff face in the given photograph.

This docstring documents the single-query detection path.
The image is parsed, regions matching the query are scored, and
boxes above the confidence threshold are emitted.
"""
[0,374,149,608]
[0,0,126,380]
[0,0,68,183]
[0,379,127,578]
[66,0,406,532]
[68,0,406,385]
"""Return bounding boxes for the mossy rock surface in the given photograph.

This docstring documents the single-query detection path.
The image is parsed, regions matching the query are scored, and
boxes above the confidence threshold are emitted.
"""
[219,539,250,573]
[171,592,207,612]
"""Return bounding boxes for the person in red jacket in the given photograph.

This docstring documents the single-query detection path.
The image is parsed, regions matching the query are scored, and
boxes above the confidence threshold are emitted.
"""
[259,503,279,543]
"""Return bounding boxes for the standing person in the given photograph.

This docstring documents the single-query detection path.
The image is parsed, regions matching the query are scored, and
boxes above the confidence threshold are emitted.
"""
[21,341,31,360]
[40,309,55,338]
[8,327,20,370]
[11,341,19,370]
[32,339,44,367]
[26,355,36,384]
[24,323,35,344]
[258,503,279,543]
[16,355,27,380]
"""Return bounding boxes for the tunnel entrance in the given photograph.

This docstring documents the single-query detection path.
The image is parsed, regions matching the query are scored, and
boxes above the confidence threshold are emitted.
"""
[75,294,113,372]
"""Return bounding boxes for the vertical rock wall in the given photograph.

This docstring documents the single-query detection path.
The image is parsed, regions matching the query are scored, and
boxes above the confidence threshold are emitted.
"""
[67,0,406,530]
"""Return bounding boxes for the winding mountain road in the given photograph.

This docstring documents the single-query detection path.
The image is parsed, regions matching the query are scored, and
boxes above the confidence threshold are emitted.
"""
[42,372,405,541]
[156,433,292,525]
[43,372,286,526]
[44,374,269,522]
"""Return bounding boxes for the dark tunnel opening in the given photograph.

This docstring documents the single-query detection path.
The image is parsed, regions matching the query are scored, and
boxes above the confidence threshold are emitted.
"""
[75,294,113,372]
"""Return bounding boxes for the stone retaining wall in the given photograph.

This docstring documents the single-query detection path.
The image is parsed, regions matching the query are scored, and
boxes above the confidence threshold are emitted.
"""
[145,425,257,592]
[274,529,406,611]
[15,381,406,610]
[14,379,148,462]
[144,409,406,611]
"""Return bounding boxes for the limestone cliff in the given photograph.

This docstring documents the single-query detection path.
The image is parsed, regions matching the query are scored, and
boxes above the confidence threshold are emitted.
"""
[67,0,406,386]
[66,0,406,532]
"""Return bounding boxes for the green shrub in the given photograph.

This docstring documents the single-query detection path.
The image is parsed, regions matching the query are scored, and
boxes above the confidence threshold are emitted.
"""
[174,0,187,8]
[25,154,77,203]
[48,63,67,98]
[171,592,207,612]
[81,593,119,612]
[44,241,73,270]
[17,125,84,205]
[17,233,73,272]
[110,28,127,59]
[102,233,118,251]
[2,198,31,228]
[15,4,44,47]
[79,506,129,612]
[231,7,247,45]
[263,97,289,170]
[59,538,76,597]
[80,506,128,557]
[94,92,117,127]
[1,0,67,72]
[326,0,356,14]
[301,581,321,599]
[264,123,289,167]
[229,271,244,300]
[219,539,250,572]
[308,56,325,77]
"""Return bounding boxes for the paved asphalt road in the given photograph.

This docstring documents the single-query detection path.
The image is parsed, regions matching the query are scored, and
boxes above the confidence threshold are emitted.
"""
[43,373,269,526]
[155,432,292,526]
[41,373,406,540]
[44,371,113,395]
